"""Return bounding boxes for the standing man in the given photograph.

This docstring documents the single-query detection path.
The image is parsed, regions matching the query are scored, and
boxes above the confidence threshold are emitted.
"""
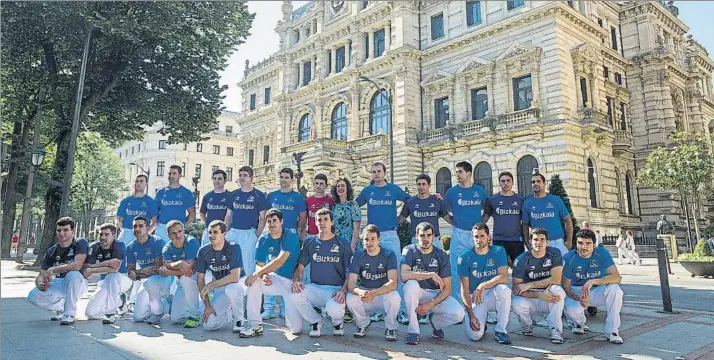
[240,209,302,338]
[458,223,512,345]
[160,220,201,327]
[84,223,131,324]
[155,165,196,241]
[482,171,524,264]
[306,174,335,240]
[117,174,159,243]
[563,228,624,344]
[28,217,88,325]
[398,174,452,249]
[127,216,170,325]
[401,222,464,345]
[522,173,573,255]
[290,208,353,337]
[346,225,401,341]
[511,228,566,344]
[195,220,247,332]
[444,161,488,301]
[200,169,231,245]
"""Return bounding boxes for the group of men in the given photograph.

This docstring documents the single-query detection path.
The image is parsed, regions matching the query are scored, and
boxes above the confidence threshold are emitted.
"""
[28,160,625,346]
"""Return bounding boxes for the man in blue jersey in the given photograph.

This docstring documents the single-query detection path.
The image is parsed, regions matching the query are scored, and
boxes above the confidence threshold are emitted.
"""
[444,161,488,301]
[482,171,524,264]
[511,228,566,344]
[458,223,512,345]
[346,225,401,341]
[290,208,353,337]
[155,165,196,241]
[240,208,302,337]
[398,174,452,249]
[195,220,247,332]
[563,228,624,344]
[200,169,231,245]
[522,173,573,255]
[28,217,88,325]
[84,224,130,324]
[160,220,201,327]
[117,174,159,243]
[401,222,464,345]
[127,216,170,325]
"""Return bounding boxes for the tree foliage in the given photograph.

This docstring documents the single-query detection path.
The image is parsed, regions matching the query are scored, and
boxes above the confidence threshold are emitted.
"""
[548,174,580,243]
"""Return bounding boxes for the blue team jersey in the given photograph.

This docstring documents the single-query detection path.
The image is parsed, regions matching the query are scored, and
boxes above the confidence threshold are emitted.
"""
[355,183,409,231]
[200,191,231,225]
[483,193,524,242]
[457,246,508,293]
[229,188,269,230]
[155,186,196,224]
[401,196,448,237]
[267,190,306,230]
[87,241,127,279]
[401,244,450,290]
[522,194,569,240]
[162,236,200,262]
[126,235,166,269]
[194,241,245,279]
[444,184,488,231]
[349,248,398,290]
[255,231,301,279]
[41,239,89,279]
[512,246,563,284]
[117,195,158,229]
[298,236,353,286]
[563,247,615,287]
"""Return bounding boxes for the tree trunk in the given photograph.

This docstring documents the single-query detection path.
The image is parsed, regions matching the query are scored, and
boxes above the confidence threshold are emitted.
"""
[1,116,32,258]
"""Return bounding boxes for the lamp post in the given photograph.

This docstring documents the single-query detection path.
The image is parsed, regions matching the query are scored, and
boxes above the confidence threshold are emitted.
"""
[16,146,46,263]
[357,75,394,183]
[192,175,201,208]
[292,152,307,196]
[129,162,151,194]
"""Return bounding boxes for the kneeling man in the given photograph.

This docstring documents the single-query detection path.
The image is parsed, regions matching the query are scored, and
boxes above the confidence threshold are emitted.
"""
[160,220,201,327]
[127,216,170,325]
[85,223,131,324]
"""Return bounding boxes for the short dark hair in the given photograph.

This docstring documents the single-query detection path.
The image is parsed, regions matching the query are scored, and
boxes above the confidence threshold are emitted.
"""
[314,173,328,184]
[99,223,117,236]
[265,208,284,221]
[279,168,294,179]
[136,174,148,182]
[331,177,355,201]
[56,216,76,230]
[416,222,435,235]
[133,216,150,226]
[456,161,472,174]
[577,228,596,243]
[498,171,514,182]
[208,220,227,234]
[472,222,489,235]
[530,227,549,240]
[532,173,546,183]
[315,208,333,222]
[372,161,387,173]
[239,166,254,178]
[212,169,227,180]
[362,224,380,239]
[169,164,182,174]
[415,174,432,185]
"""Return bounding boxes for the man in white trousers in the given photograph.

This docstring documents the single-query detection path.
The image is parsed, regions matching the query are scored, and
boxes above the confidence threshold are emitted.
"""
[521,173,574,256]
[401,222,464,345]
[160,220,201,327]
[346,225,401,341]
[290,208,353,337]
[127,216,170,325]
[511,228,566,344]
[116,174,158,244]
[239,208,302,337]
[154,165,196,241]
[458,223,512,345]
[84,223,131,324]
[28,217,88,325]
[196,220,247,332]
[563,228,624,344]
[200,170,231,246]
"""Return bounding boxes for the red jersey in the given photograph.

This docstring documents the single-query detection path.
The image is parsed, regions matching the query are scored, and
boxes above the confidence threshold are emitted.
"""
[306,195,335,235]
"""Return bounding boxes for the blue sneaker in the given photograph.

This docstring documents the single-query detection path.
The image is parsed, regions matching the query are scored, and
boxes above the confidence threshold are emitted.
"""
[429,313,444,339]
[405,333,420,345]
[495,331,511,345]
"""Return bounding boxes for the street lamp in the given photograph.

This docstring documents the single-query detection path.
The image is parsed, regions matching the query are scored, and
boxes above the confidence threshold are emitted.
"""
[292,152,307,196]
[192,175,201,205]
[31,147,46,167]
[129,162,151,194]
[16,146,46,263]
[357,75,394,183]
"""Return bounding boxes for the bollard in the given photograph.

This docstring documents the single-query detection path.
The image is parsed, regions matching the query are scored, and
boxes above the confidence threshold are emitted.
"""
[655,236,674,313]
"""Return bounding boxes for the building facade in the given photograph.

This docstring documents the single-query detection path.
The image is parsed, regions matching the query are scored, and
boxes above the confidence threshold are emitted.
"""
[236,0,714,236]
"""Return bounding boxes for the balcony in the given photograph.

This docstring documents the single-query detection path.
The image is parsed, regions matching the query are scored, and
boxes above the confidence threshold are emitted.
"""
[252,163,276,176]
[613,130,634,155]
[417,118,491,145]
[281,139,317,154]
[280,136,385,155]
[210,130,239,139]
[495,108,540,130]
[579,108,613,131]
[349,134,389,152]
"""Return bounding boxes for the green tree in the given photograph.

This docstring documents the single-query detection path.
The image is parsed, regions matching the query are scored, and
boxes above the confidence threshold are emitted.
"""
[548,174,580,244]
[638,132,714,245]
[1,2,254,265]
[186,221,205,241]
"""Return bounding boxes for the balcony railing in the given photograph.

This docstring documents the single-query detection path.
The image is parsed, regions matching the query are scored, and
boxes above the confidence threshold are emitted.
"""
[613,130,633,148]
[316,138,349,152]
[579,108,612,129]
[496,108,541,129]
[210,130,239,139]
[349,134,389,151]
[281,139,317,154]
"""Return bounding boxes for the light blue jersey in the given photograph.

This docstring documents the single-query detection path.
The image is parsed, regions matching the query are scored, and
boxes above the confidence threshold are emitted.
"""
[563,247,615,287]
[444,184,488,231]
[126,235,166,269]
[155,186,196,224]
[117,195,158,229]
[522,194,569,240]
[457,246,508,292]
[355,183,409,231]
[267,190,306,230]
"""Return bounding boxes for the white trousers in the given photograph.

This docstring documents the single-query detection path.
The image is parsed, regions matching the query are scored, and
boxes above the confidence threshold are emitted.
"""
[564,284,623,334]
[346,290,401,330]
[226,229,259,277]
[464,284,512,341]
[403,280,464,334]
[28,271,87,317]
[86,272,132,319]
[550,238,569,255]
[245,273,300,332]
[154,223,169,242]
[617,248,640,264]
[511,285,566,333]
[412,236,442,249]
[117,228,136,243]
[133,275,172,322]
[379,230,403,303]
[170,275,200,323]
[201,228,210,246]
[290,284,345,328]
[450,228,472,301]
[203,279,247,331]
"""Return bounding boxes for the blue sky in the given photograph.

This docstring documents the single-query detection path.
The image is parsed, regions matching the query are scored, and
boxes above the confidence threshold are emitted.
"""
[220,1,714,112]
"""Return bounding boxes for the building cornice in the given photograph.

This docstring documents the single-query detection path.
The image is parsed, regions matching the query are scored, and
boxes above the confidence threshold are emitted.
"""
[619,1,689,36]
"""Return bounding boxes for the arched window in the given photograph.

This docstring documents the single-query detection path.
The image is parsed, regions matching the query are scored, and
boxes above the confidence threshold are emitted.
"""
[370,89,390,135]
[298,114,312,142]
[625,171,634,215]
[474,161,493,196]
[517,155,539,198]
[615,169,624,214]
[435,167,452,196]
[331,103,348,140]
[587,158,598,208]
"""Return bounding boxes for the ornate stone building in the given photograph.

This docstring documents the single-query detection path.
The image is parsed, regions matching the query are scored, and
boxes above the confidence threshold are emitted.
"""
[236,1,714,235]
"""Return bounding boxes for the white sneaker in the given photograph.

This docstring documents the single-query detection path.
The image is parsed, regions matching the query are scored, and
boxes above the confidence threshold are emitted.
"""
[486,312,498,324]
[51,311,64,321]
[60,315,75,325]
[550,328,564,344]
[397,311,409,325]
[370,310,385,322]
[333,323,345,336]
[609,333,624,344]
[147,314,162,325]
[572,324,585,335]
[102,314,116,324]
[232,321,243,333]
[536,315,549,327]
[309,321,322,338]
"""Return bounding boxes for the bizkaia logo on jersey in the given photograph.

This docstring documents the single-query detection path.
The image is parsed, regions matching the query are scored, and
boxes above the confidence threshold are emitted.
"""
[575,270,602,281]
[495,207,520,215]
[413,209,439,218]
[206,203,227,211]
[126,209,147,216]
[528,270,551,279]
[362,269,387,280]
[210,263,231,272]
[369,198,393,206]
[472,268,498,278]
[313,253,340,263]
[233,202,255,210]
[457,198,481,206]
[530,211,556,220]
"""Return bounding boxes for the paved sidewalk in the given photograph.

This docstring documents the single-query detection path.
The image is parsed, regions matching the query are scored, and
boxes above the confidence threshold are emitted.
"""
[2,259,713,360]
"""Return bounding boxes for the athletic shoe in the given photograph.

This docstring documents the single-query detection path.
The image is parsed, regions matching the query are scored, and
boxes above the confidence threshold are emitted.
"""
[370,310,385,322]
[333,323,345,336]
[354,323,370,338]
[572,324,585,335]
[550,328,564,344]
[261,310,277,320]
[184,317,201,328]
[232,321,243,333]
[522,326,534,336]
[586,306,598,316]
[51,311,64,321]
[397,311,409,325]
[486,312,498,324]
[344,311,354,323]
[418,314,429,325]
[239,324,264,338]
[429,313,444,339]
[147,314,162,325]
[609,333,624,344]
[60,315,75,325]
[385,329,397,341]
[495,331,511,345]
[102,314,116,325]
[309,321,322,338]
[405,333,420,345]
